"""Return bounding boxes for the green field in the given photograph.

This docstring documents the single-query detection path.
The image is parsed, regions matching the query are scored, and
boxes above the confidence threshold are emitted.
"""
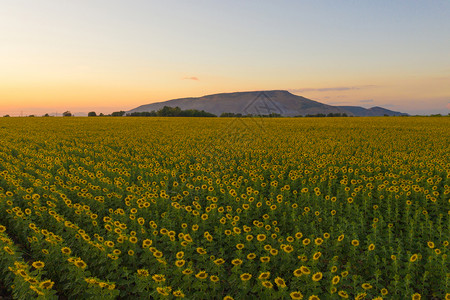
[0,117,449,299]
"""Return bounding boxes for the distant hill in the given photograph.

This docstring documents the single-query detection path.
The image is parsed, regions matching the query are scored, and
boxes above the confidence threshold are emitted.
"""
[127,90,408,117]
[336,106,408,117]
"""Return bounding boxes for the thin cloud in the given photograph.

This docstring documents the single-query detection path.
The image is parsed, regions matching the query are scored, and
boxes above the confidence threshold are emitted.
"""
[360,99,374,103]
[289,85,377,93]
[327,101,352,105]
[183,76,199,81]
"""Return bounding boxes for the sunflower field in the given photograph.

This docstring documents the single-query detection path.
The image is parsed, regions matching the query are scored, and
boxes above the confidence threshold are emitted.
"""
[0,116,448,299]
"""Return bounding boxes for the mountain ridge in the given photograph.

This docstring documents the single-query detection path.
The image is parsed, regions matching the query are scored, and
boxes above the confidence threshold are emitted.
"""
[127,90,408,117]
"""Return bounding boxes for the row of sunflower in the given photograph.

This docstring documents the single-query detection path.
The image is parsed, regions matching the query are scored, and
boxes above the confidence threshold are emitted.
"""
[0,116,449,299]
[0,224,56,298]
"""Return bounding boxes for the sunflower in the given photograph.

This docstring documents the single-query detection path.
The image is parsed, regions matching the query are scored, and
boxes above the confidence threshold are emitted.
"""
[338,290,349,298]
[240,273,252,281]
[247,253,256,260]
[231,259,243,266]
[258,272,270,280]
[351,240,359,246]
[332,275,340,285]
[313,252,322,260]
[223,296,234,300]
[182,268,193,275]
[312,272,323,281]
[290,291,303,299]
[355,293,367,300]
[74,260,87,269]
[173,290,185,298]
[302,238,311,245]
[210,275,219,283]
[260,256,270,263]
[283,245,294,253]
[361,283,372,290]
[293,268,303,277]
[308,296,320,300]
[197,247,207,255]
[261,281,273,289]
[410,254,418,262]
[381,288,388,295]
[26,277,39,285]
[142,239,152,248]
[29,285,44,296]
[175,260,185,267]
[137,269,149,277]
[152,274,166,282]
[61,247,72,255]
[156,287,170,296]
[368,244,375,251]
[314,238,323,245]
[176,251,184,259]
[257,234,266,242]
[195,271,208,280]
[412,293,421,300]
[270,249,279,256]
[214,258,225,265]
[338,234,344,242]
[300,266,311,275]
[274,277,286,288]
[236,243,244,250]
[32,261,45,269]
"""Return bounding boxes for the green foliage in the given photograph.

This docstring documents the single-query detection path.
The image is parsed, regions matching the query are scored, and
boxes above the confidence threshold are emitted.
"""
[128,106,216,117]
[0,117,448,299]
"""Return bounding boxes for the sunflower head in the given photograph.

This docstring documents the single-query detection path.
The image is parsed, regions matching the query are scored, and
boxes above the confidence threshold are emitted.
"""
[32,261,45,269]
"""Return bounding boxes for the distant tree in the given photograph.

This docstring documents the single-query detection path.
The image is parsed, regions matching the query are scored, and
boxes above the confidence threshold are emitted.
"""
[99,113,104,116]
[157,106,181,117]
[220,112,236,117]
[88,111,97,117]
[111,111,125,117]
[28,115,35,117]
[3,115,10,117]
[383,114,389,117]
[63,111,72,117]
[128,111,158,117]
[43,113,50,117]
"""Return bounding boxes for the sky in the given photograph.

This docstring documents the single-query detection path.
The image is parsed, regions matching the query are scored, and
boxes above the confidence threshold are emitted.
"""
[1,1,450,116]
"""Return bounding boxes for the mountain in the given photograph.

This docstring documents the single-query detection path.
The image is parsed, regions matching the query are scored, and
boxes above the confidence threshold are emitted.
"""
[126,90,408,117]
[337,106,408,117]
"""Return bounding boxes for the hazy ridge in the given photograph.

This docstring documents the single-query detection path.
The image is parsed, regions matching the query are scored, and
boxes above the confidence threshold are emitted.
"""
[127,90,408,117]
